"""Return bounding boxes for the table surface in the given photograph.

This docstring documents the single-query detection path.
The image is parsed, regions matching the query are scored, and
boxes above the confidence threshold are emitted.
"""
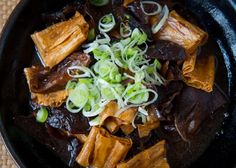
[0,0,20,168]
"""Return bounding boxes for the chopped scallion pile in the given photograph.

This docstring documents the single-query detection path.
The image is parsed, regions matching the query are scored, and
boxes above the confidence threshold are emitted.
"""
[67,27,164,126]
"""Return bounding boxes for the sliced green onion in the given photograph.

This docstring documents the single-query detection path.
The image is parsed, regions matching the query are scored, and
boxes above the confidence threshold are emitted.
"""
[89,0,109,6]
[36,107,48,123]
[93,60,113,76]
[126,48,137,58]
[88,28,96,42]
[101,84,125,101]
[66,99,83,113]
[83,33,111,53]
[66,80,77,92]
[93,60,122,83]
[82,105,105,117]
[142,89,159,106]
[141,1,162,16]
[124,73,135,81]
[67,66,96,78]
[96,32,111,44]
[131,28,140,39]
[152,5,169,34]
[124,89,149,104]
[138,113,147,124]
[112,43,126,67]
[66,78,101,113]
[102,15,112,24]
[67,66,91,78]
[99,13,116,33]
[131,28,147,45]
[137,42,148,56]
[128,53,141,72]
[101,87,115,100]
[68,83,89,108]
[131,112,138,128]
[154,59,162,70]
[138,33,148,46]
[93,48,110,60]
[122,82,149,104]
[143,63,165,86]
[120,22,132,38]
[79,78,93,85]
[67,28,165,124]
[138,107,148,116]
[114,88,158,117]
[96,78,125,108]
[94,45,113,61]
[83,41,99,54]
[120,38,131,46]
[89,116,100,126]
[124,14,131,21]
[135,71,145,82]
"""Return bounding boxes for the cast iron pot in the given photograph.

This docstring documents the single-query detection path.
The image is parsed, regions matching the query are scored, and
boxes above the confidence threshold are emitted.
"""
[0,0,235,168]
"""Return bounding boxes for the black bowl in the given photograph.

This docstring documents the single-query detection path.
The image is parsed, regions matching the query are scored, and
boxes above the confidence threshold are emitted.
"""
[0,0,236,168]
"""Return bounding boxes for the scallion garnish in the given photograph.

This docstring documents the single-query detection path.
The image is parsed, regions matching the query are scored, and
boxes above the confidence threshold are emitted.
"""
[67,28,164,126]
[120,22,132,38]
[36,107,48,123]
[141,1,162,16]
[88,28,96,42]
[89,116,100,126]
[98,13,116,33]
[89,0,109,7]
[152,5,169,34]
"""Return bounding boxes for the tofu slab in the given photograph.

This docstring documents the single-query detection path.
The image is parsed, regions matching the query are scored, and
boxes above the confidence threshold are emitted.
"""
[31,12,89,68]
[157,10,208,54]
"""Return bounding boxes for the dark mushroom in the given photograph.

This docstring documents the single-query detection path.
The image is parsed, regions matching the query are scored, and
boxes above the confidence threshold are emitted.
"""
[42,0,85,26]
[14,115,83,167]
[127,0,149,24]
[24,52,91,94]
[174,85,229,141]
[146,40,187,61]
[155,81,184,121]
[47,107,90,134]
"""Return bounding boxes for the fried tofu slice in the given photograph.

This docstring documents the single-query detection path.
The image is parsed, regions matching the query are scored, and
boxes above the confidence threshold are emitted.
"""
[183,55,215,92]
[31,90,68,107]
[31,12,89,68]
[123,0,135,7]
[99,101,138,134]
[137,112,160,138]
[117,140,170,168]
[76,127,132,168]
[99,101,160,136]
[155,10,214,92]
[182,51,198,75]
[156,11,208,54]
